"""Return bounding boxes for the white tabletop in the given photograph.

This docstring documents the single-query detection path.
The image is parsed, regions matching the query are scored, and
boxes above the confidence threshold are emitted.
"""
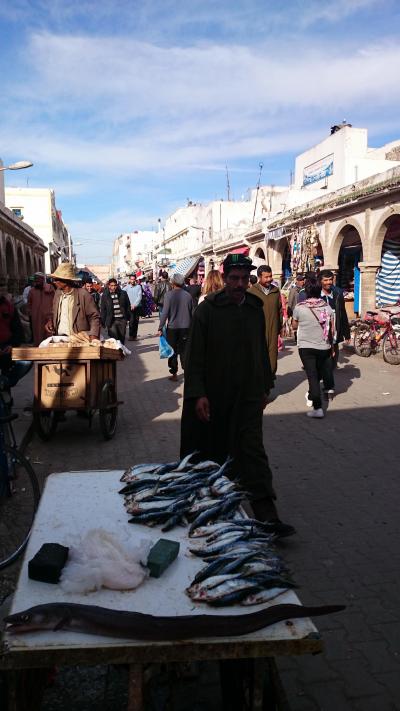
[4,471,320,654]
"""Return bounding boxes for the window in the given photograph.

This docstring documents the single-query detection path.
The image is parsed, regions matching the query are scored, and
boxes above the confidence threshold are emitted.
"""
[11,207,23,219]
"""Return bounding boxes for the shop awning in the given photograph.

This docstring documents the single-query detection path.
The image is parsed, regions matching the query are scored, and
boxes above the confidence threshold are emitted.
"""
[173,255,201,279]
[230,246,250,255]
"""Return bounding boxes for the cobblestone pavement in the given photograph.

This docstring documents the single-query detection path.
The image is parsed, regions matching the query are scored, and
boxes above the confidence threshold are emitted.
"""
[2,314,400,710]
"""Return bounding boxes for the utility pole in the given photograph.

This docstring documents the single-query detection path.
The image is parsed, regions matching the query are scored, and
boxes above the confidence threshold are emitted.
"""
[225,164,231,201]
[252,162,263,226]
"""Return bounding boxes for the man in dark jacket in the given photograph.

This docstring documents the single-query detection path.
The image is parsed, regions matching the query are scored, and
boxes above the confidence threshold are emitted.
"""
[157,273,193,381]
[153,271,171,313]
[181,253,294,537]
[100,278,130,344]
[319,269,350,366]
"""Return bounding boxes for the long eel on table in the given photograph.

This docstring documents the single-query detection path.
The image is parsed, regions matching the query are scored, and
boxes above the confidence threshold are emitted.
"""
[5,602,345,640]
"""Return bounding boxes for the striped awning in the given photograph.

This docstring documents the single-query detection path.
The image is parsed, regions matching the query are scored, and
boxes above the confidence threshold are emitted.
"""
[173,256,201,278]
[376,238,400,306]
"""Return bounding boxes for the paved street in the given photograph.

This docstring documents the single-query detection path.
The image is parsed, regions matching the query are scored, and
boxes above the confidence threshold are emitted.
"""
[3,315,400,710]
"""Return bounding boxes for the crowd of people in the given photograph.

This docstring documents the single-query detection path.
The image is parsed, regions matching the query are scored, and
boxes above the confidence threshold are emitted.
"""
[0,255,352,536]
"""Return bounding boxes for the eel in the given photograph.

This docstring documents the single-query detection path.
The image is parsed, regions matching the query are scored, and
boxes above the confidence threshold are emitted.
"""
[4,602,345,641]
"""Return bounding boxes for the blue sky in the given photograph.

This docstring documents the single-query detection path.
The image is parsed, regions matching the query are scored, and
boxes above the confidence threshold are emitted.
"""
[1,0,400,264]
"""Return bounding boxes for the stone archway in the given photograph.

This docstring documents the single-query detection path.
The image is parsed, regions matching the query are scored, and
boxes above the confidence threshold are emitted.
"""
[254,247,266,260]
[329,217,365,268]
[5,240,17,294]
[335,225,363,315]
[370,205,400,263]
[26,249,33,277]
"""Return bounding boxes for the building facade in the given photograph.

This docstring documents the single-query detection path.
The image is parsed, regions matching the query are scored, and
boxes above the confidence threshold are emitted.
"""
[5,187,74,273]
[155,125,400,312]
[0,202,47,294]
[111,230,158,279]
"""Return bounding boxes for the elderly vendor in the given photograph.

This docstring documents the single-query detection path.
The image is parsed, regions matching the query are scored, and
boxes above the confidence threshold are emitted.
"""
[45,262,100,340]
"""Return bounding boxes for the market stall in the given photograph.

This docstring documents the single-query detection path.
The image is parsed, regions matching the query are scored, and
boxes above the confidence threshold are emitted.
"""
[0,469,339,710]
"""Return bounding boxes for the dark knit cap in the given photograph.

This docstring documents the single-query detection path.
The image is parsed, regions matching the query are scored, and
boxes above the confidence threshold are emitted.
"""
[223,253,254,274]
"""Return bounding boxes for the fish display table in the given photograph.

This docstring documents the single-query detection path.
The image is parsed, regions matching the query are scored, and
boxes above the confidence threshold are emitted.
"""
[0,471,323,710]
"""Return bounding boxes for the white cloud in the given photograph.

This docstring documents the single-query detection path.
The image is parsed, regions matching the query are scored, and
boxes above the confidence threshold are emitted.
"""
[3,32,399,177]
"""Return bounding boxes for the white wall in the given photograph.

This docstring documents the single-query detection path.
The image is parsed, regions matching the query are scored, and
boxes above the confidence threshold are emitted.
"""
[5,187,72,272]
[294,126,400,194]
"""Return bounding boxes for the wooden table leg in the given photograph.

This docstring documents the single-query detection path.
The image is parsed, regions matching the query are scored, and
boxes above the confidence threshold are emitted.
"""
[127,663,144,711]
[252,659,267,711]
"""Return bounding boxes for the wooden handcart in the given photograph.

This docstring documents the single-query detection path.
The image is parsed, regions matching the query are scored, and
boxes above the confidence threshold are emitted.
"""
[12,345,123,441]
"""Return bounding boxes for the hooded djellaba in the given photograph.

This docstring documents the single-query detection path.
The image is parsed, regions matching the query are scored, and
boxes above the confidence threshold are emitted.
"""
[180,254,295,537]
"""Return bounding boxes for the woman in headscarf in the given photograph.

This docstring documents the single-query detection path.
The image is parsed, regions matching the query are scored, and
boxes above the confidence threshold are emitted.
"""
[292,276,335,419]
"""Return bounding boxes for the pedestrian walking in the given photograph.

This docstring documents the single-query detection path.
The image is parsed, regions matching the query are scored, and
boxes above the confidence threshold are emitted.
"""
[319,269,350,366]
[157,273,193,382]
[292,276,335,419]
[153,271,172,314]
[83,277,101,309]
[181,253,294,536]
[186,275,202,308]
[46,262,100,340]
[249,265,282,378]
[100,278,130,344]
[198,269,224,304]
[287,273,305,343]
[138,276,155,317]
[123,274,142,340]
[27,272,55,346]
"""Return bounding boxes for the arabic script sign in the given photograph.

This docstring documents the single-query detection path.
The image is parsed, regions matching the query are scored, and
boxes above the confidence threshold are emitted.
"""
[303,154,334,186]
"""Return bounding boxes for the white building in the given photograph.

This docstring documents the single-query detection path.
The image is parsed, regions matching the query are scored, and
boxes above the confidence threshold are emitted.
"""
[157,124,400,281]
[111,230,158,279]
[5,187,73,273]
[294,123,400,193]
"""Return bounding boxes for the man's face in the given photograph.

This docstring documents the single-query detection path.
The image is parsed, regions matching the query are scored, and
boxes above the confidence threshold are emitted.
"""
[53,279,68,291]
[84,282,93,292]
[296,277,305,288]
[258,270,273,288]
[224,268,250,303]
[34,276,44,289]
[129,276,136,285]
[109,281,118,293]
[321,276,333,292]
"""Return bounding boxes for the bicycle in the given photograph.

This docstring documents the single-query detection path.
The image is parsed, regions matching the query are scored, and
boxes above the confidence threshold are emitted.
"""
[0,375,40,570]
[353,309,400,364]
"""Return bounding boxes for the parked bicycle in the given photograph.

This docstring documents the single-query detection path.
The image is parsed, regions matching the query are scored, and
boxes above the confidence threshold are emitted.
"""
[0,375,40,570]
[353,309,400,364]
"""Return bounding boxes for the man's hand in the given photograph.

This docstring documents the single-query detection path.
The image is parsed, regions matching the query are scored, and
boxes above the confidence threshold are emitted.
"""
[131,305,135,311]
[157,330,162,337]
[195,396,210,423]
[44,320,54,335]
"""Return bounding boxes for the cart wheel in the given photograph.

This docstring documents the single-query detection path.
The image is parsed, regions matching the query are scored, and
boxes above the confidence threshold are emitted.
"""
[99,380,117,440]
[33,410,58,441]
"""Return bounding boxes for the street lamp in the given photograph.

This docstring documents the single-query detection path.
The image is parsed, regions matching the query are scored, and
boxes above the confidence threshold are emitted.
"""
[0,160,33,172]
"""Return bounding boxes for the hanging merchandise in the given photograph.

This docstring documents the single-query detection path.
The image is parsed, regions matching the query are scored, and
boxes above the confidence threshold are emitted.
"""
[290,225,321,274]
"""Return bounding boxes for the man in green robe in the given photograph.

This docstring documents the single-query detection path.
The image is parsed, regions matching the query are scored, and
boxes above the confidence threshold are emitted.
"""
[181,253,294,536]
[249,265,282,377]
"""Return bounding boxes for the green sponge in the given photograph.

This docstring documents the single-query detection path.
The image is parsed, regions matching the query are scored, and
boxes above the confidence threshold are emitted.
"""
[147,538,180,578]
[28,543,69,584]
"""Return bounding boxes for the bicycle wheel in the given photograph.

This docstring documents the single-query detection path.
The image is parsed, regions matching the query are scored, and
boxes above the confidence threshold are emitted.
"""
[354,324,372,357]
[0,445,40,570]
[382,330,400,365]
[99,380,118,440]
